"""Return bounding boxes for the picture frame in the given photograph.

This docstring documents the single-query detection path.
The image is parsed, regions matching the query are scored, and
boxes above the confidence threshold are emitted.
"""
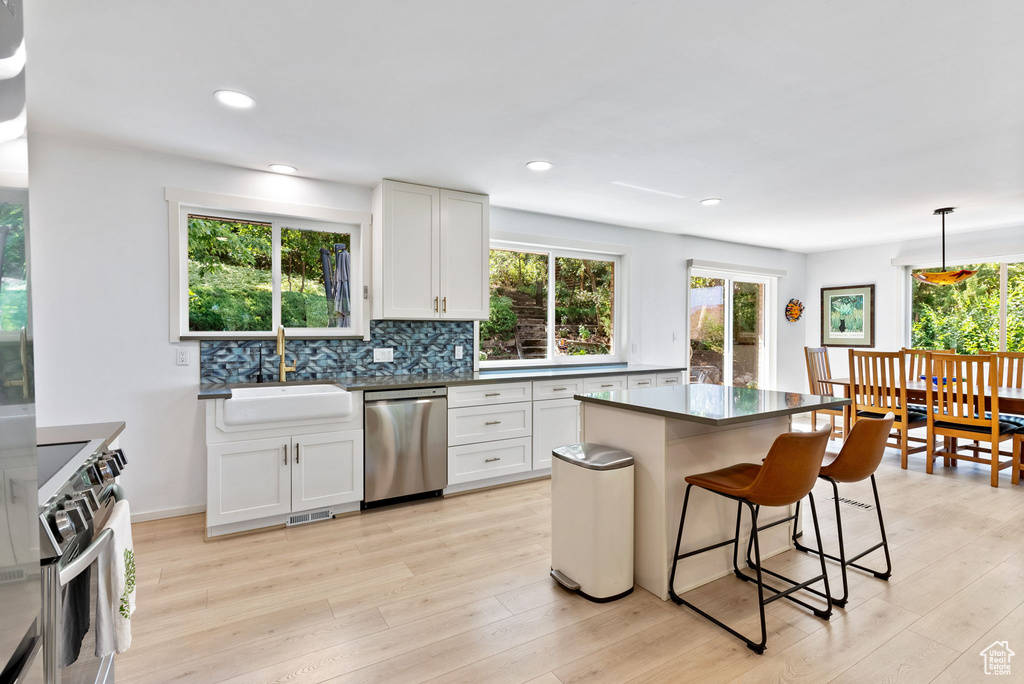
[820,284,875,348]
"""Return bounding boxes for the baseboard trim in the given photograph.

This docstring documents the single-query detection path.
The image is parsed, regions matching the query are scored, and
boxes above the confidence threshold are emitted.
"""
[130,504,206,524]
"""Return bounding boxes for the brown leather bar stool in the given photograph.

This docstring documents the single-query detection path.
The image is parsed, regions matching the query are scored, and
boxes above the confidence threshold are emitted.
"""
[668,425,833,655]
[789,413,895,606]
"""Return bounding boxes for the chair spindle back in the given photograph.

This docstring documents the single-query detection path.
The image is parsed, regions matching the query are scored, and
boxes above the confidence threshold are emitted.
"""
[804,347,833,395]
[849,350,907,416]
[927,353,997,427]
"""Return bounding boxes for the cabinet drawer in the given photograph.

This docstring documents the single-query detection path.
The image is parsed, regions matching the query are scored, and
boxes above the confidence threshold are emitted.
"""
[447,381,532,408]
[448,402,532,446]
[657,372,684,387]
[448,437,532,485]
[533,378,584,401]
[582,375,627,392]
[628,374,657,389]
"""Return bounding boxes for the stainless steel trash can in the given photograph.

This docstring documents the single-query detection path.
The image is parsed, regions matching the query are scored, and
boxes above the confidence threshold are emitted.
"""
[550,442,634,602]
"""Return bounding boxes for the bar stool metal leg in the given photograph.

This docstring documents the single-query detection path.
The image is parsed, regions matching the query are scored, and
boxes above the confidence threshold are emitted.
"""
[792,474,892,607]
[669,487,768,654]
[739,494,834,618]
[669,487,831,654]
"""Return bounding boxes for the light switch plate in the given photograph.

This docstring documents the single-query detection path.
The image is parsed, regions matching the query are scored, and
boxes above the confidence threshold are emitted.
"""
[455,345,464,360]
[373,348,394,362]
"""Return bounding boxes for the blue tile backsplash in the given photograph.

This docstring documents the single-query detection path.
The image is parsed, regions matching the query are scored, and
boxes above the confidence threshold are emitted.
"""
[200,320,474,383]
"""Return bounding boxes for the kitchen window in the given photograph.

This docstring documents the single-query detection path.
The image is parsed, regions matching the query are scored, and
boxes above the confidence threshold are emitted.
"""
[479,240,623,366]
[167,189,370,341]
[910,260,1024,352]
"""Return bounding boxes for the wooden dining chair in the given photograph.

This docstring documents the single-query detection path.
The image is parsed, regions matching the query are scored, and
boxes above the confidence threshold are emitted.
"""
[849,350,928,469]
[805,347,848,440]
[925,353,1016,487]
[902,348,955,410]
[991,352,1024,485]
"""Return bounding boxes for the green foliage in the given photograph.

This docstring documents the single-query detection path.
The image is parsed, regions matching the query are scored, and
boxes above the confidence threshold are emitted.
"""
[481,295,517,340]
[911,263,1003,353]
[188,264,272,332]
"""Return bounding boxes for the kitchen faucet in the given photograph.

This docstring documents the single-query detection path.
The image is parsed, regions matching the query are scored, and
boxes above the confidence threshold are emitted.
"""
[276,326,296,381]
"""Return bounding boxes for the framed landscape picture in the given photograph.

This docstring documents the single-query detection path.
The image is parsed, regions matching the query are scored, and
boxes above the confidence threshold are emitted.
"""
[820,284,875,347]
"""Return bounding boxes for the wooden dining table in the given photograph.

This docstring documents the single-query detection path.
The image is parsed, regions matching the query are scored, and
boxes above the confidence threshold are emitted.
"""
[820,378,1024,416]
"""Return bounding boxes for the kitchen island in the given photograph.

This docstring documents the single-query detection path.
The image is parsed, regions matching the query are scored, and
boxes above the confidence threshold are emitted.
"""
[575,384,849,600]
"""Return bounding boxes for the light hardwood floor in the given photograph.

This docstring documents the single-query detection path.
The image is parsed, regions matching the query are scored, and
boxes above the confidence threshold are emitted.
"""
[120,441,1024,683]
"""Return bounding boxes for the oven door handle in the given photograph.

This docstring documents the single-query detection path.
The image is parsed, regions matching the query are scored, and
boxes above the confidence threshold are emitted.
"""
[58,484,126,587]
[59,528,111,587]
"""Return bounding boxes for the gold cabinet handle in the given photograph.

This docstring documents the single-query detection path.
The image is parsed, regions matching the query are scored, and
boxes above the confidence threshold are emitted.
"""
[443,297,447,313]
[295,444,300,463]
[284,445,288,466]
[484,421,502,426]
[484,457,501,463]
[484,392,501,397]
[434,296,439,312]
[553,387,567,391]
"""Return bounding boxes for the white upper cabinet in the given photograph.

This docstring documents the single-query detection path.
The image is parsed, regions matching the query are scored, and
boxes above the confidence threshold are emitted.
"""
[439,189,489,319]
[373,180,489,320]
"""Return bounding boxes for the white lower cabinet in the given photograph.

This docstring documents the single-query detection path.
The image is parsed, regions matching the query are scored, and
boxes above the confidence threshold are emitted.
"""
[627,374,657,389]
[207,430,362,529]
[532,398,580,470]
[292,432,363,511]
[448,437,532,485]
[657,372,684,386]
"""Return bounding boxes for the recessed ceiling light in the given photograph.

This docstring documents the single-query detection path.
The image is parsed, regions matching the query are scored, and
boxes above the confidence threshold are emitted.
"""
[214,89,255,109]
[526,160,553,171]
[268,164,297,174]
[700,198,722,206]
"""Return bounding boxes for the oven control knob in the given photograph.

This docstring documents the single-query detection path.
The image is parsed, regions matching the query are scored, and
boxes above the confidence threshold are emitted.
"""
[111,449,127,468]
[53,509,77,542]
[97,459,118,482]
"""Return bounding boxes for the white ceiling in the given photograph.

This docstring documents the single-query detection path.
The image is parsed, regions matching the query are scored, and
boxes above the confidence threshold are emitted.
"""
[23,1,1024,252]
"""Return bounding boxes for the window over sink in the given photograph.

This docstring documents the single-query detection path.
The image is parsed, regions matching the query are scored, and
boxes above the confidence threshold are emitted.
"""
[167,189,370,341]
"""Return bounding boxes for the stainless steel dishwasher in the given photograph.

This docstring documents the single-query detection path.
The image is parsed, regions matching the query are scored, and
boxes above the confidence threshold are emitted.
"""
[363,386,448,507]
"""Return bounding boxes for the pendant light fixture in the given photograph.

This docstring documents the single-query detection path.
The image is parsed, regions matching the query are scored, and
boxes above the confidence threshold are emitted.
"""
[911,207,976,285]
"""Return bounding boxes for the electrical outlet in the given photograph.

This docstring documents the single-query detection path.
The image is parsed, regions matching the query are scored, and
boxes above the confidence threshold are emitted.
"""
[455,345,464,360]
[373,348,394,362]
[631,342,638,354]
[176,347,189,366]
[672,331,679,343]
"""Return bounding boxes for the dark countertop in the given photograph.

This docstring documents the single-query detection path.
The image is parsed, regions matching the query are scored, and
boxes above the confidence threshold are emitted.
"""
[197,364,687,400]
[575,384,850,427]
[37,421,126,447]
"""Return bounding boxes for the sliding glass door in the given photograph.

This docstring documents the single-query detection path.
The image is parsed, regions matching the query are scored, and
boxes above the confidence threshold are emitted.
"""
[689,272,770,388]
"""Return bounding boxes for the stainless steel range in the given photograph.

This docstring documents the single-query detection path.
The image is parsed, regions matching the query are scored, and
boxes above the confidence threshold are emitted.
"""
[37,440,128,684]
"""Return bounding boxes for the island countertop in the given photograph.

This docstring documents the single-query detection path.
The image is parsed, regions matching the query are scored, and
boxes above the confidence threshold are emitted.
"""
[575,384,850,426]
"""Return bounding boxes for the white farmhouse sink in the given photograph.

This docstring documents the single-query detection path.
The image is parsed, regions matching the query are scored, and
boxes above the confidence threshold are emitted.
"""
[222,384,353,426]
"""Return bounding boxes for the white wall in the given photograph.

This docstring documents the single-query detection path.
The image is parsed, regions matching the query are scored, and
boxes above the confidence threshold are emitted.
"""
[805,224,1024,378]
[29,136,809,519]
[29,136,370,518]
[491,208,810,392]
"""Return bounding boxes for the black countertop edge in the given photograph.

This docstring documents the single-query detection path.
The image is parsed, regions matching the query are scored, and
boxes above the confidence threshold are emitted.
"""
[574,392,852,427]
[197,364,688,400]
[37,421,126,448]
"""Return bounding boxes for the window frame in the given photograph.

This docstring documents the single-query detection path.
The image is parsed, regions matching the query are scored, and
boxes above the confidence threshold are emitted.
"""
[167,188,371,342]
[686,261,779,389]
[479,234,628,368]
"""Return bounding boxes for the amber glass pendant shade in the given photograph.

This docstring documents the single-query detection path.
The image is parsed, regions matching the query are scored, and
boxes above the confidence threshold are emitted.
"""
[912,269,977,285]
[915,207,975,286]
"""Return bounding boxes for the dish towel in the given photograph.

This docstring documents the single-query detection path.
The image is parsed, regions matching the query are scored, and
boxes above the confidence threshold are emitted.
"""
[95,499,136,656]
[59,563,91,666]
